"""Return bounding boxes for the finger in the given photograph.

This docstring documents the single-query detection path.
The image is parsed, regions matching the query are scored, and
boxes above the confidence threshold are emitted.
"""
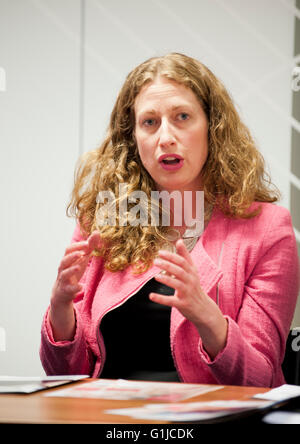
[63,283,83,295]
[65,240,90,255]
[59,255,90,283]
[175,239,195,267]
[87,231,101,251]
[149,292,177,308]
[58,250,86,272]
[59,263,82,282]
[153,257,189,283]
[156,248,191,274]
[154,272,185,294]
[64,231,101,257]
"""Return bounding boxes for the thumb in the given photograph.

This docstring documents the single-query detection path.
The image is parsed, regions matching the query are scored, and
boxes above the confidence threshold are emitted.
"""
[87,231,101,251]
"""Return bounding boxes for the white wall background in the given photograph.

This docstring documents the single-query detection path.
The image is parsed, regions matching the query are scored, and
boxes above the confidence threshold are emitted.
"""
[0,0,299,376]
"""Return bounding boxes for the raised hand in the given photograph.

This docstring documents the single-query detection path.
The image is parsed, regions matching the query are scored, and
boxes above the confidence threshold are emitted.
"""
[49,231,100,341]
[151,239,228,359]
[51,231,101,305]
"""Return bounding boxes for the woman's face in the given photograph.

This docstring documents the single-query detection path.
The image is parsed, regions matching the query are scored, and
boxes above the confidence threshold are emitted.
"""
[134,76,209,193]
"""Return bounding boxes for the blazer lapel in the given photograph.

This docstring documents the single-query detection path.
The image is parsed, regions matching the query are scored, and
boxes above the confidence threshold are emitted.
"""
[171,207,228,333]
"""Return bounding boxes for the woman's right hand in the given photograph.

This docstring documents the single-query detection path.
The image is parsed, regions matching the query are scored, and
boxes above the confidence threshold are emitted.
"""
[49,231,100,341]
[51,231,101,306]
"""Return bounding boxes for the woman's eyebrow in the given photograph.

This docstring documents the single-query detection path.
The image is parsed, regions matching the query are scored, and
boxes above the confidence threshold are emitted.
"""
[138,104,193,116]
[138,109,156,116]
[170,104,192,111]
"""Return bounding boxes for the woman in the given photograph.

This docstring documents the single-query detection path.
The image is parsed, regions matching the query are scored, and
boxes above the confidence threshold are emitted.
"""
[40,53,299,387]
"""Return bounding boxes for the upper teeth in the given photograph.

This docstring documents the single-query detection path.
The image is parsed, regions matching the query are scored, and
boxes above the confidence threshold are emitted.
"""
[164,157,177,160]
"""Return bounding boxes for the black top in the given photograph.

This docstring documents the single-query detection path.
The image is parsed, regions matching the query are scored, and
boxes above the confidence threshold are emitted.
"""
[100,277,180,382]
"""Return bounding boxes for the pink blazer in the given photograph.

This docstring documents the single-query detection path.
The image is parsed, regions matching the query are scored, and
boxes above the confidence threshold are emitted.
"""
[40,202,299,387]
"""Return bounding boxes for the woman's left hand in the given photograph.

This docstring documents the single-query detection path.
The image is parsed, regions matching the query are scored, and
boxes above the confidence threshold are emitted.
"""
[151,238,228,360]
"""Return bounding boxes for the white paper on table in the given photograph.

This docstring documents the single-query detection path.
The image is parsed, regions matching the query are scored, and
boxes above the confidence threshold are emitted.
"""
[0,375,89,394]
[253,384,300,402]
[105,399,272,422]
[263,411,300,424]
[145,400,273,412]
[45,379,224,401]
[104,407,227,422]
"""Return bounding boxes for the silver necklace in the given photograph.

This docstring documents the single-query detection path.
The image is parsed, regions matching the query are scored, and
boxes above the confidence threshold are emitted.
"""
[161,204,213,254]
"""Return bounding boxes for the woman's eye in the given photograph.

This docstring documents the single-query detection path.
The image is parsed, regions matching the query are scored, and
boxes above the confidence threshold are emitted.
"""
[178,113,189,121]
[143,118,156,126]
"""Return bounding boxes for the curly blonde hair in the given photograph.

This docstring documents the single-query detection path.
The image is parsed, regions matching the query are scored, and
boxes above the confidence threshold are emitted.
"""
[67,53,279,274]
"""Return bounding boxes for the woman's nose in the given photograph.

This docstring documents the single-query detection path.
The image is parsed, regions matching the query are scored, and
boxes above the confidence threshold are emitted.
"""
[158,119,176,147]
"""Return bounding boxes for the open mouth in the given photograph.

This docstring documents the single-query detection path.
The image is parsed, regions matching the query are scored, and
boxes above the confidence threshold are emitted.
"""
[159,156,184,171]
[162,158,180,165]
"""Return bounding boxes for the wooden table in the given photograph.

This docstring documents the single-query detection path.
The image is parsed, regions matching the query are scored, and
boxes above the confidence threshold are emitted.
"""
[0,379,271,424]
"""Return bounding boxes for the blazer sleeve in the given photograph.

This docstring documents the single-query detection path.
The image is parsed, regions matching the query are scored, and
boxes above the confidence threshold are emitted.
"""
[39,222,95,376]
[198,205,300,387]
